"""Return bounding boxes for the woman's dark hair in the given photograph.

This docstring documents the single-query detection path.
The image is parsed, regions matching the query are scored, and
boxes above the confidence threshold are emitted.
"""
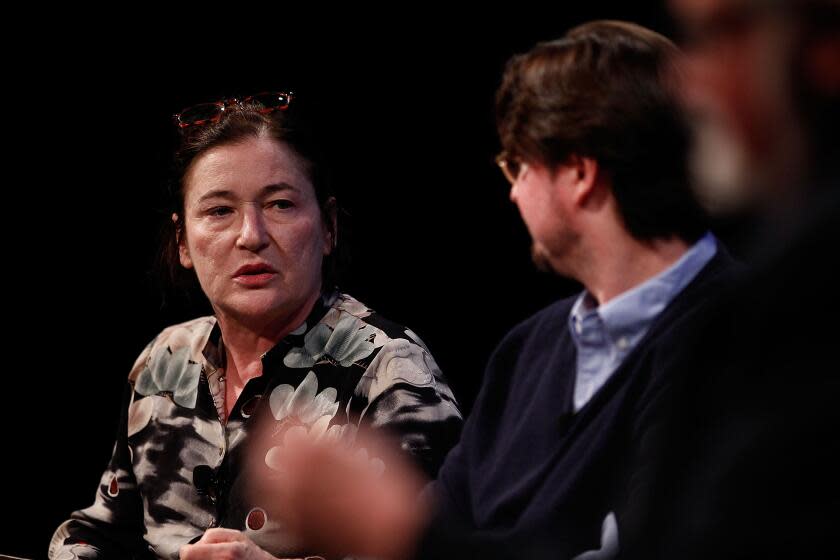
[496,20,707,243]
[157,98,343,305]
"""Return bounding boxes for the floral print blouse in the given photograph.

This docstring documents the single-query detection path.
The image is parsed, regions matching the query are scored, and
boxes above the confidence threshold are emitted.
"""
[49,292,462,560]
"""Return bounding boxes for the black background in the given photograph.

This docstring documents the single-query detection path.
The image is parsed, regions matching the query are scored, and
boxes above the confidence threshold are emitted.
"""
[7,6,674,558]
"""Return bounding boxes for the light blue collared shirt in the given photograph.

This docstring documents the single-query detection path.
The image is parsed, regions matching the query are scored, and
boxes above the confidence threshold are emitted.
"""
[569,232,718,412]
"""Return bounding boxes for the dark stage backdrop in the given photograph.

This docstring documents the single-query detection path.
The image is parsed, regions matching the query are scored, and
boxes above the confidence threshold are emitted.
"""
[8,6,673,558]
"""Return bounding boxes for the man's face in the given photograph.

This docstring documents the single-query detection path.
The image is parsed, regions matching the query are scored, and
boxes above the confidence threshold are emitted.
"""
[672,0,803,210]
[508,161,580,277]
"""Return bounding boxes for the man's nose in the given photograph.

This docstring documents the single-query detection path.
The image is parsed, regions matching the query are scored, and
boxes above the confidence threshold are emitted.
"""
[509,176,521,203]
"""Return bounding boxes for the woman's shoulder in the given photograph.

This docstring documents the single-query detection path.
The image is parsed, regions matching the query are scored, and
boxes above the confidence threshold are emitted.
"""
[316,292,448,388]
[324,292,431,350]
[127,315,218,383]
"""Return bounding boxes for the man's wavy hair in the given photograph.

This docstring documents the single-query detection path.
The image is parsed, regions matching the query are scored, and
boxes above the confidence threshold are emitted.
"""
[496,20,707,243]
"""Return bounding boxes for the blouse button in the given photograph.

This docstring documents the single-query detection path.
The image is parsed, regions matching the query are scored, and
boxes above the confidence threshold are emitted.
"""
[241,395,262,418]
[246,508,267,531]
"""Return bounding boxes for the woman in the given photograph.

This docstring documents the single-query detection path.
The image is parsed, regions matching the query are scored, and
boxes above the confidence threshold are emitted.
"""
[49,93,462,560]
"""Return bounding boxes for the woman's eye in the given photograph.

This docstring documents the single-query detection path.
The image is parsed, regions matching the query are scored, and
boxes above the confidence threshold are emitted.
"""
[208,206,232,217]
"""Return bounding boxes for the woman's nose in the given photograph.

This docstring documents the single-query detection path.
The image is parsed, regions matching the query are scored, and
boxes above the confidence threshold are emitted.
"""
[236,204,270,251]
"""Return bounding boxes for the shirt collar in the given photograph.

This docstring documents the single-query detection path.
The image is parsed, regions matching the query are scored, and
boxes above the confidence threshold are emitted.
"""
[201,289,340,372]
[570,232,718,348]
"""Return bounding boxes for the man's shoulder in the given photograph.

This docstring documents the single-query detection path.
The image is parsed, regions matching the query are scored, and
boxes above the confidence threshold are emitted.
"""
[646,243,741,340]
[632,249,741,372]
[693,241,742,288]
[486,294,580,364]
[507,294,580,339]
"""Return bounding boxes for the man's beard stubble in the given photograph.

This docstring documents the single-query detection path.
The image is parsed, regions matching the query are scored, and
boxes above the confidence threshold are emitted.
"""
[531,242,559,275]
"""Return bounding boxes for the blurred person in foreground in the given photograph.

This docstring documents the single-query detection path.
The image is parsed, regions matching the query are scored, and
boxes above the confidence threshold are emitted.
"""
[251,21,737,560]
[48,93,462,560]
[623,0,840,558]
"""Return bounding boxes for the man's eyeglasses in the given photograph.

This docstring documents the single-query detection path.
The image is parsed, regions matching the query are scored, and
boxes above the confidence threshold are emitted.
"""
[495,152,527,185]
[174,91,294,129]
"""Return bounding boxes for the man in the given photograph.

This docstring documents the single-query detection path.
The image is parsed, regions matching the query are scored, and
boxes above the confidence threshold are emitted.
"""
[258,20,735,560]
[627,1,840,558]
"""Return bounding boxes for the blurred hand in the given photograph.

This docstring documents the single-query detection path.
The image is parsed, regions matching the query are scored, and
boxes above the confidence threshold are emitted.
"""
[179,528,285,560]
[249,429,432,560]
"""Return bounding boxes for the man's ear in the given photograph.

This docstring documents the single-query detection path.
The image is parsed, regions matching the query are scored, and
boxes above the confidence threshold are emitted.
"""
[566,155,601,207]
[322,197,338,255]
[173,213,193,269]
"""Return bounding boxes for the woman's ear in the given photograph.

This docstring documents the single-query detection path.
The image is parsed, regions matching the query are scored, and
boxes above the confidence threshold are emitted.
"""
[173,213,193,269]
[322,197,338,255]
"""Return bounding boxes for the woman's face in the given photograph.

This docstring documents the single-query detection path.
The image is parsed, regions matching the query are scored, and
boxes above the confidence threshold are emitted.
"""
[178,135,333,328]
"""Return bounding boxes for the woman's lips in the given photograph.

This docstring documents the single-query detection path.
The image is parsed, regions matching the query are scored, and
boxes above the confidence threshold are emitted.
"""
[233,271,277,287]
[233,263,278,287]
[234,262,277,276]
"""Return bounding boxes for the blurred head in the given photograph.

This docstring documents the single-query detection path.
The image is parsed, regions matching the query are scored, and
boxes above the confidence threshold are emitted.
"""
[672,0,840,212]
[160,98,340,326]
[496,20,707,272]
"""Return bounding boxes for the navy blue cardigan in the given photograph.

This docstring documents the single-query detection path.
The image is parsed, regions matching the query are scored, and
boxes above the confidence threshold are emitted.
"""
[419,248,736,559]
